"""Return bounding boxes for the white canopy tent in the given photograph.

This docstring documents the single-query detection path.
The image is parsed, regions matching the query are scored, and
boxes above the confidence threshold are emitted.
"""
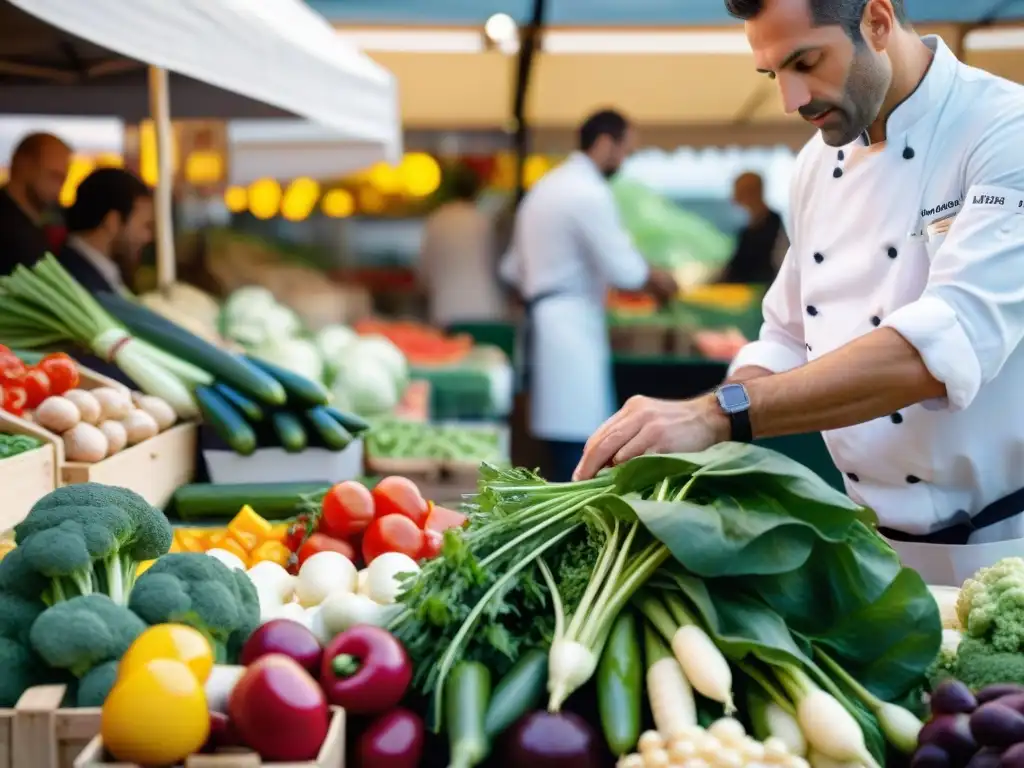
[0,0,401,287]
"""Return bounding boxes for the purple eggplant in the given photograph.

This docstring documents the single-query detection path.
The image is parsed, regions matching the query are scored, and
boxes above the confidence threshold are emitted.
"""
[504,712,603,768]
[913,744,953,768]
[967,748,1004,768]
[933,681,979,715]
[971,704,1024,748]
[356,708,425,768]
[978,686,1024,705]
[1002,743,1024,768]
[920,714,979,761]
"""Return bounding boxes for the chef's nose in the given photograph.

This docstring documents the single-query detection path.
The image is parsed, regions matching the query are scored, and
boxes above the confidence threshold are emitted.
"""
[776,73,813,115]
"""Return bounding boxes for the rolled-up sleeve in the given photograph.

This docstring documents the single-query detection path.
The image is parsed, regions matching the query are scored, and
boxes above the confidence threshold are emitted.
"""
[728,247,808,376]
[881,100,1024,411]
[571,187,649,291]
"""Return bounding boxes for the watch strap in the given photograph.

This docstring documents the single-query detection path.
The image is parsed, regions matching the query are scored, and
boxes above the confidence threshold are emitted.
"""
[729,407,753,443]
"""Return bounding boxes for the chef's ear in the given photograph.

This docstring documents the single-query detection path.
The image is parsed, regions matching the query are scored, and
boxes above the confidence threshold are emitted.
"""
[861,0,895,52]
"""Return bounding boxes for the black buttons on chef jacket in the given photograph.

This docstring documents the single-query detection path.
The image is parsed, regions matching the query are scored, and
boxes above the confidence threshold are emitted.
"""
[806,305,818,316]
[805,342,812,351]
[813,252,824,263]
[906,475,922,484]
[890,412,904,425]
[833,167,843,178]
[903,146,915,160]
[838,150,845,160]
[847,472,860,482]
[870,315,881,327]
[888,246,898,259]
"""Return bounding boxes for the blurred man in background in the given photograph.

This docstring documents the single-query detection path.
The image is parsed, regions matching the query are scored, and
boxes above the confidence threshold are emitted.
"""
[59,167,153,295]
[501,109,677,480]
[418,164,505,327]
[719,171,788,284]
[0,132,71,275]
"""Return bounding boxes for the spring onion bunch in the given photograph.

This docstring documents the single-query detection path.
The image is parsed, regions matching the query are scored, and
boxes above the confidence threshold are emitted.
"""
[0,255,210,417]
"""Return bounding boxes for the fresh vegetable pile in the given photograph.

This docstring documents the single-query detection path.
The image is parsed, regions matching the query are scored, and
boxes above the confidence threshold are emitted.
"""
[0,432,42,459]
[0,483,260,708]
[365,417,506,467]
[353,319,474,367]
[385,444,941,766]
[0,345,79,417]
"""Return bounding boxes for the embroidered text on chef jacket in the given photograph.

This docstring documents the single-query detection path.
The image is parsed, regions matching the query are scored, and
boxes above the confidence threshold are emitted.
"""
[728,35,1024,537]
[501,153,650,442]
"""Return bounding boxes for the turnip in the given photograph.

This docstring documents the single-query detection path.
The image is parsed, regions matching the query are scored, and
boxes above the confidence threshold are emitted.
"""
[320,591,401,636]
[365,552,420,604]
[644,623,696,737]
[296,550,356,606]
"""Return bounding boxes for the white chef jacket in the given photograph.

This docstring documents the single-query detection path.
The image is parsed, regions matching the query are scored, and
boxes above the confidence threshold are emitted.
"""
[501,153,650,441]
[728,35,1024,576]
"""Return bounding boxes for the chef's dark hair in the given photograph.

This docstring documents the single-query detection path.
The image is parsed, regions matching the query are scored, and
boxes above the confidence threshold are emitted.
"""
[66,167,151,233]
[579,109,629,151]
[724,0,908,39]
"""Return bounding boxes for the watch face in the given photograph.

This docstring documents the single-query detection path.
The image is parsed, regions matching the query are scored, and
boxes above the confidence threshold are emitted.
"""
[718,384,750,413]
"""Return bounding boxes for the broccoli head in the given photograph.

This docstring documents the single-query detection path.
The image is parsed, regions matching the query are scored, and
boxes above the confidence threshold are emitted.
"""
[956,557,1024,652]
[0,590,46,646]
[0,637,50,708]
[953,634,1024,689]
[29,594,147,678]
[128,553,260,663]
[12,484,172,605]
[0,545,50,600]
[76,660,119,707]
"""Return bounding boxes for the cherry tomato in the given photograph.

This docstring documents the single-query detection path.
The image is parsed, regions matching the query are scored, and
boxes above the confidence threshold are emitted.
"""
[38,353,78,395]
[284,522,308,553]
[0,353,25,384]
[3,385,27,416]
[371,477,429,527]
[20,368,50,409]
[362,514,426,564]
[320,481,376,539]
[419,528,443,560]
[297,533,355,566]
[425,504,468,534]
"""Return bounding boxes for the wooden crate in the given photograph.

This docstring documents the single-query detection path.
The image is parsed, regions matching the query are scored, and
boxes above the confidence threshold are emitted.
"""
[0,411,61,532]
[0,685,101,768]
[74,707,345,768]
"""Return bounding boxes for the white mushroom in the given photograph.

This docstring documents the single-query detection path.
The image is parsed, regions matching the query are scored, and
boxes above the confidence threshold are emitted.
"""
[121,410,159,445]
[98,420,128,455]
[34,396,81,433]
[135,395,177,431]
[62,389,101,425]
[63,422,109,463]
[91,387,133,421]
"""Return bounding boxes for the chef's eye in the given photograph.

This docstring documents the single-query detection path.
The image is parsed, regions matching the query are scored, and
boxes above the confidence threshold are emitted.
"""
[795,54,821,72]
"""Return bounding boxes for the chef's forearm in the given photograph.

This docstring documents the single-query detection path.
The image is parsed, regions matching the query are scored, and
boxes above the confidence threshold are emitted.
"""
[726,366,773,384]
[742,328,947,438]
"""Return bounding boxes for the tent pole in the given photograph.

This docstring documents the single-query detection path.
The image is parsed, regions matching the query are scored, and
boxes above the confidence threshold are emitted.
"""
[511,0,547,205]
[148,65,176,290]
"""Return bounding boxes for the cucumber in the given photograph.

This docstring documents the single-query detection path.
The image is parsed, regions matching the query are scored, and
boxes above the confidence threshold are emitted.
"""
[484,649,547,739]
[305,406,353,451]
[245,356,330,407]
[272,411,308,453]
[95,292,286,405]
[194,386,257,456]
[171,481,330,520]
[214,382,264,422]
[446,661,491,768]
[323,405,370,435]
[597,611,642,756]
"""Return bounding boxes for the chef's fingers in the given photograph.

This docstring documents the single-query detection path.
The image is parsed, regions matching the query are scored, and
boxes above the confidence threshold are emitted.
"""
[613,423,659,467]
[574,412,642,481]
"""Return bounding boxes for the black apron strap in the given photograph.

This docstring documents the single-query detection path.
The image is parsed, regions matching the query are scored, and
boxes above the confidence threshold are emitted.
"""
[879,485,1024,545]
[518,289,568,392]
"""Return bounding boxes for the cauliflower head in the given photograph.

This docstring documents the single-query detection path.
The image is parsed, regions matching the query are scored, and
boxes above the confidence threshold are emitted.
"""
[956,557,1024,652]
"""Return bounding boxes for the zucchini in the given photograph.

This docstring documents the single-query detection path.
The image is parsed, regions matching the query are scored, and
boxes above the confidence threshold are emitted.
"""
[484,649,547,739]
[323,405,370,435]
[245,356,330,407]
[96,292,286,405]
[194,385,257,456]
[446,661,491,768]
[305,406,353,450]
[272,411,308,453]
[214,382,264,422]
[171,481,330,520]
[597,611,642,756]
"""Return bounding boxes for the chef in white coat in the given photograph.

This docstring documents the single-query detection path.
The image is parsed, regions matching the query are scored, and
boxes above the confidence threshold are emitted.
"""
[574,0,1024,586]
[501,110,677,481]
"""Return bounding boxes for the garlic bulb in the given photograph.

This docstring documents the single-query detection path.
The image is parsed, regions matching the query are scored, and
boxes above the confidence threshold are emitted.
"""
[63,389,101,425]
[63,422,109,463]
[98,420,128,455]
[34,396,81,433]
[91,387,132,421]
[121,410,159,445]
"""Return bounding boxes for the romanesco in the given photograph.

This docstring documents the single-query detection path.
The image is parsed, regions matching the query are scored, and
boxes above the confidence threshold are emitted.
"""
[956,557,1024,652]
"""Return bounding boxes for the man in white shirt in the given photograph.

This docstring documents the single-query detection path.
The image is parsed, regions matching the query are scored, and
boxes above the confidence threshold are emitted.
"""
[501,110,677,481]
[418,165,505,327]
[574,0,1024,585]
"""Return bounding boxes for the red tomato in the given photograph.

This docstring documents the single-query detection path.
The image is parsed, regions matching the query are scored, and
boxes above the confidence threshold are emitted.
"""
[2,385,27,416]
[425,505,468,534]
[371,477,429,527]
[362,514,426,564]
[38,354,78,395]
[284,522,308,553]
[0,354,25,384]
[320,481,376,539]
[419,528,443,560]
[21,368,50,409]
[297,533,356,566]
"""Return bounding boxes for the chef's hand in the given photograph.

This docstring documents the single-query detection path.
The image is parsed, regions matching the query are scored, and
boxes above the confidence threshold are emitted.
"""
[645,269,679,303]
[573,394,730,480]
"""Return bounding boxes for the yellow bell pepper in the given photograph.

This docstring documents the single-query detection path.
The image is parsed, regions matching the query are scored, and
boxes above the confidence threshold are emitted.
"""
[228,505,274,543]
[229,529,261,553]
[215,536,251,567]
[206,530,229,549]
[119,624,214,684]
[102,658,209,765]
[136,559,156,577]
[268,523,290,542]
[176,532,206,553]
[250,540,291,567]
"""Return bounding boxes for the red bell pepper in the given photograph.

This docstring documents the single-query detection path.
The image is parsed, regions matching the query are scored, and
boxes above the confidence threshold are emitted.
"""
[3,384,27,416]
[319,626,412,715]
[21,368,51,409]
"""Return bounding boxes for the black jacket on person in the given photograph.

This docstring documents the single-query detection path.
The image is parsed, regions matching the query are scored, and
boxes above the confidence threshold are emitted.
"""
[0,188,49,275]
[721,210,786,285]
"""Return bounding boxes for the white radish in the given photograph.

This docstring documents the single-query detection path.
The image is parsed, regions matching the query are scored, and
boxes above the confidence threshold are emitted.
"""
[806,751,862,768]
[247,561,296,603]
[795,688,875,767]
[296,550,357,606]
[365,552,419,604]
[671,624,735,712]
[647,656,697,736]
[206,548,246,571]
[763,701,808,757]
[547,639,598,712]
[320,591,401,636]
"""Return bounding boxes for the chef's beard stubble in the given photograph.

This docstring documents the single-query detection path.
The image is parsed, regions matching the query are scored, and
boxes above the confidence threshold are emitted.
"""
[812,45,893,147]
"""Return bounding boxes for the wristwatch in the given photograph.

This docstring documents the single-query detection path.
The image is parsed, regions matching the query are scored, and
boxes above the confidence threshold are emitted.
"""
[715,383,753,443]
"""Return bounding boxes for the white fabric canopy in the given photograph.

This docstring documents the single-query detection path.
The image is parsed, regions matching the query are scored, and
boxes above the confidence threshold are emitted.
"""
[0,0,402,169]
